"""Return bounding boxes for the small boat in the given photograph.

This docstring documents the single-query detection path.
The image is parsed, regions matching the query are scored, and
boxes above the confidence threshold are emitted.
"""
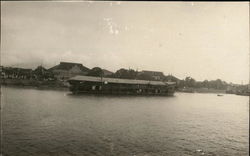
[217,94,223,96]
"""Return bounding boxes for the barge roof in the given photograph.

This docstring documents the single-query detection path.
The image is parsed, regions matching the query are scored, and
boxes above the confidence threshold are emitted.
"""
[69,75,176,86]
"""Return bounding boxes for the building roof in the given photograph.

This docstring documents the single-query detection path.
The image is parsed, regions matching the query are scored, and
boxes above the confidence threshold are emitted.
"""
[164,75,180,81]
[141,70,164,76]
[102,69,114,76]
[69,75,176,86]
[49,62,89,72]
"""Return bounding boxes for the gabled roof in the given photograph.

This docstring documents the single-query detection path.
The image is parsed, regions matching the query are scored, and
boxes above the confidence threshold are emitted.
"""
[69,75,176,86]
[49,62,89,72]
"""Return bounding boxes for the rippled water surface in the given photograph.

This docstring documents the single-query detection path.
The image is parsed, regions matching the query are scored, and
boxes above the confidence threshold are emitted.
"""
[1,86,249,156]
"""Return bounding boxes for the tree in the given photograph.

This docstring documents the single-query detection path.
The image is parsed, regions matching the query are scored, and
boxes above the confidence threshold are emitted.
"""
[185,76,196,87]
[87,67,104,77]
[33,66,55,80]
[113,68,138,79]
[136,73,154,81]
[202,80,209,88]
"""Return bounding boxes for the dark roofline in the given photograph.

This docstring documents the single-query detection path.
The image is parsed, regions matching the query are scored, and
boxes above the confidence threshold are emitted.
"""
[60,62,82,65]
[142,70,164,73]
[69,75,176,86]
[49,62,89,71]
[102,69,114,74]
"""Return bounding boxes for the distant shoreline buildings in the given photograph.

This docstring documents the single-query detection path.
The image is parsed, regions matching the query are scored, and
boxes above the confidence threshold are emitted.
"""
[0,61,249,96]
[0,61,175,82]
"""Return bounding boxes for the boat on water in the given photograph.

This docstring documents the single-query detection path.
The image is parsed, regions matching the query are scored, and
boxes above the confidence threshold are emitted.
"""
[217,94,223,96]
[68,75,176,96]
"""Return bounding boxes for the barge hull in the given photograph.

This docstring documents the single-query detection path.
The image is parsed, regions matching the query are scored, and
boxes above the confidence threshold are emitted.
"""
[68,75,176,96]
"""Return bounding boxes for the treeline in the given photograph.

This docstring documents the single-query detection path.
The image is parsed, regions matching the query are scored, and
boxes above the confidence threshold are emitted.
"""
[178,77,249,92]
[178,77,230,89]
[86,68,248,91]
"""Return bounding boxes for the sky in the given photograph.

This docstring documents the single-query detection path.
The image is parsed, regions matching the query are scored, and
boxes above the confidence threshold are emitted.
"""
[1,1,249,84]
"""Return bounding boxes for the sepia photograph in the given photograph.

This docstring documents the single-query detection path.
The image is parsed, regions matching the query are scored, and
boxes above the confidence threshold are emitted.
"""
[0,1,249,156]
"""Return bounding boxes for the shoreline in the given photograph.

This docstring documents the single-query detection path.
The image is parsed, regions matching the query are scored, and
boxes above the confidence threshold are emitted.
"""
[177,87,226,94]
[1,79,248,96]
[2,85,248,96]
[0,84,69,91]
[0,78,69,91]
[1,84,226,95]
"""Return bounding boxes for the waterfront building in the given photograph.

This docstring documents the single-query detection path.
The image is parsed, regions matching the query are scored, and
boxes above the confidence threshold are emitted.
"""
[49,62,89,80]
[1,67,32,79]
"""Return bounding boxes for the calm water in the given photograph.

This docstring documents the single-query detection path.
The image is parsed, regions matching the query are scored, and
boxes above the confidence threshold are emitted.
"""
[1,86,249,156]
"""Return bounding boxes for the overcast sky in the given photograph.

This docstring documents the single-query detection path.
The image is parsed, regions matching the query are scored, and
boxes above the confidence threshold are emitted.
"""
[1,2,249,84]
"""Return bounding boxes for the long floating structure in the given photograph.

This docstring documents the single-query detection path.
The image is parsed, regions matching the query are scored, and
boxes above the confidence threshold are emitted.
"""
[68,75,176,96]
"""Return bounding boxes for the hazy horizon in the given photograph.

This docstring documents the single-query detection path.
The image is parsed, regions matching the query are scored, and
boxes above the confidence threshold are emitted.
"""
[1,2,249,84]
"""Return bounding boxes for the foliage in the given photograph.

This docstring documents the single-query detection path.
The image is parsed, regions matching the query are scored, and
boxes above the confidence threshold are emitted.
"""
[87,67,104,77]
[33,66,55,80]
[177,77,229,90]
[136,73,155,81]
[112,68,138,79]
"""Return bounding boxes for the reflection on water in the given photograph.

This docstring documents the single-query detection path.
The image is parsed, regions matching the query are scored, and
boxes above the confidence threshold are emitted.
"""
[2,86,249,156]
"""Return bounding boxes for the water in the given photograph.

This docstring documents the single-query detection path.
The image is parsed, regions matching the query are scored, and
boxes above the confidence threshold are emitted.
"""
[1,86,249,156]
